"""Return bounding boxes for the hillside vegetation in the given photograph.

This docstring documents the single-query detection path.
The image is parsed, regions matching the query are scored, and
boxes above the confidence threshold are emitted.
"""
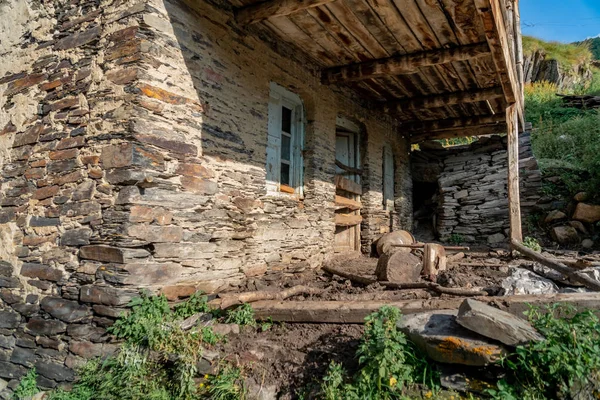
[525,37,600,202]
[523,36,593,71]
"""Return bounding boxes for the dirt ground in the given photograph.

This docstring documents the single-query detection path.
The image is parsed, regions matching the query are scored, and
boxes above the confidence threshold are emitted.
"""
[217,249,519,398]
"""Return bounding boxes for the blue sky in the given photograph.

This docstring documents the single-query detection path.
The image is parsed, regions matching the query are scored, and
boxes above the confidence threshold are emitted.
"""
[520,0,600,43]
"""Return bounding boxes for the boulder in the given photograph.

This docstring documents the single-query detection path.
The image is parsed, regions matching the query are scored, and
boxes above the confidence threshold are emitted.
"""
[456,299,544,346]
[544,210,567,224]
[582,239,594,249]
[397,310,507,366]
[551,226,580,245]
[573,203,600,224]
[574,192,588,202]
[568,220,588,235]
[375,251,422,283]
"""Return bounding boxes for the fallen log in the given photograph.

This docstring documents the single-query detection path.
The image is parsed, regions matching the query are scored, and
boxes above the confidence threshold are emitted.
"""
[392,244,470,251]
[252,292,600,323]
[210,285,324,309]
[510,239,600,291]
[322,265,486,296]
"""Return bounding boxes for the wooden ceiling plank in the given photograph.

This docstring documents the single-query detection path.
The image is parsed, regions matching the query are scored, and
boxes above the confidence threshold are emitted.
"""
[409,122,507,143]
[384,86,503,111]
[473,0,519,106]
[236,0,337,25]
[321,42,490,84]
[403,113,505,132]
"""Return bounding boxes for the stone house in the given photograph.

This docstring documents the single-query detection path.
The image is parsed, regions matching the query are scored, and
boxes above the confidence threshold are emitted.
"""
[0,0,524,390]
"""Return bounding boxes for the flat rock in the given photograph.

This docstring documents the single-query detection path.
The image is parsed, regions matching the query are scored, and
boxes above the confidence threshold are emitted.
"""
[545,210,567,224]
[398,310,507,366]
[456,299,544,346]
[551,225,580,245]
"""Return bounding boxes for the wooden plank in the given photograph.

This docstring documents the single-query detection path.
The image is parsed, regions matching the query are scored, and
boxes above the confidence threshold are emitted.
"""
[236,0,337,25]
[335,175,362,195]
[410,123,507,143]
[384,86,503,112]
[474,0,519,107]
[403,113,504,133]
[335,195,362,211]
[506,104,522,242]
[335,213,363,226]
[321,42,490,84]
[252,292,600,323]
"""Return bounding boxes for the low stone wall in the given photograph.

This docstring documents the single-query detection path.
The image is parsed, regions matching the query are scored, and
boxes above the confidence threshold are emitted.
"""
[412,134,541,244]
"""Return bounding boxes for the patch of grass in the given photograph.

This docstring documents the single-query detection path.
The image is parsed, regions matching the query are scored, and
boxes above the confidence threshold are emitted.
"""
[225,304,256,327]
[12,368,39,400]
[201,365,246,400]
[320,306,439,399]
[448,233,464,245]
[487,304,600,400]
[523,236,542,252]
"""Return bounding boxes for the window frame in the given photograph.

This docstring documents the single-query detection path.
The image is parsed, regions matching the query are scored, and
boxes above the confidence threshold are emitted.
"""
[266,82,305,197]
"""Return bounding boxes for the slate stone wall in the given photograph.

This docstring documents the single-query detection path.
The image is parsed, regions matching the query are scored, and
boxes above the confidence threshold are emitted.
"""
[0,0,411,393]
[411,133,541,244]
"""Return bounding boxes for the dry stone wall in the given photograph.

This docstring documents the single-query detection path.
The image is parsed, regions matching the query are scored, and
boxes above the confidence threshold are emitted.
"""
[412,133,541,244]
[0,0,411,393]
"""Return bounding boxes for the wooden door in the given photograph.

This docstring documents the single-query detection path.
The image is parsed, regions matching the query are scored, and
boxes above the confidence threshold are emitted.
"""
[334,127,361,253]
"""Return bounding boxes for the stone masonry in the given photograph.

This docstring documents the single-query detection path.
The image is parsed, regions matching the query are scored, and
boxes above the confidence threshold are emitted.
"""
[412,133,541,244]
[0,0,412,393]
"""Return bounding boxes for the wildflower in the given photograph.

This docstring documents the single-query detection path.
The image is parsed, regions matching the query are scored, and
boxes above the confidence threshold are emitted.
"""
[389,377,397,387]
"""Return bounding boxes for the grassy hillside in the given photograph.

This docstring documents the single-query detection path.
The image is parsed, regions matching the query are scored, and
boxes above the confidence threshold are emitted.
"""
[576,37,600,60]
[523,36,593,72]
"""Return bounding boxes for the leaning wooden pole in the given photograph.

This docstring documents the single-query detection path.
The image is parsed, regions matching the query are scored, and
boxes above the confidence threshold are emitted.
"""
[506,104,522,242]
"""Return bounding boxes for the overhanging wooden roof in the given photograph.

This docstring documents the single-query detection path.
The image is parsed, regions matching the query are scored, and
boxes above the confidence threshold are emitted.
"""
[231,0,524,143]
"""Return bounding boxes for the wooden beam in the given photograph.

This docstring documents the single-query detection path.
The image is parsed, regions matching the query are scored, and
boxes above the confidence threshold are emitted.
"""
[235,0,337,25]
[474,0,520,109]
[252,292,600,323]
[511,239,600,291]
[403,114,505,133]
[335,213,362,227]
[335,160,363,175]
[335,195,361,211]
[410,123,507,144]
[335,175,361,195]
[506,104,522,242]
[322,42,490,84]
[384,86,504,112]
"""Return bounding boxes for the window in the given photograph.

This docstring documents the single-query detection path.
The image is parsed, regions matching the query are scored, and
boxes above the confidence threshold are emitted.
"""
[383,144,394,210]
[266,83,305,196]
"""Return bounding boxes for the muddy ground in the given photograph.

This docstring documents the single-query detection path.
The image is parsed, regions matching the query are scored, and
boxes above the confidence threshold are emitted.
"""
[216,249,518,398]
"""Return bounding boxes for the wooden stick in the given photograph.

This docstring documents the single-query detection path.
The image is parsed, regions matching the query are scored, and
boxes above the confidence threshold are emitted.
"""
[511,239,600,291]
[335,160,363,175]
[210,285,324,309]
[322,266,486,296]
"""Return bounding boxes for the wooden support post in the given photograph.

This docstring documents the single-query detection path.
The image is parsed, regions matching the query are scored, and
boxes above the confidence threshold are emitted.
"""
[384,86,504,112]
[235,0,336,25]
[403,114,505,133]
[506,104,522,242]
[322,43,490,84]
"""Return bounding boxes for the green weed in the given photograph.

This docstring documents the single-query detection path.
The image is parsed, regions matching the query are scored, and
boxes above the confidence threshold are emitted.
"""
[12,368,39,400]
[320,306,439,399]
[225,304,256,327]
[202,365,246,400]
[487,304,600,400]
[448,234,464,245]
[523,236,542,252]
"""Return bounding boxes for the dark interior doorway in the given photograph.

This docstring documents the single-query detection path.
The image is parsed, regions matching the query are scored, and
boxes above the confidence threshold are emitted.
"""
[412,181,438,242]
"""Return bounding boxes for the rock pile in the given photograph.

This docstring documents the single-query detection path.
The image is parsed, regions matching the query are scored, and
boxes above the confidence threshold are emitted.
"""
[542,192,599,247]
[398,299,544,393]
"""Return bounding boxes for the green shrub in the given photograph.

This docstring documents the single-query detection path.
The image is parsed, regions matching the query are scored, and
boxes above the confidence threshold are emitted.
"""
[523,236,542,252]
[225,304,256,327]
[12,368,39,400]
[448,234,464,245]
[487,304,600,399]
[320,306,439,399]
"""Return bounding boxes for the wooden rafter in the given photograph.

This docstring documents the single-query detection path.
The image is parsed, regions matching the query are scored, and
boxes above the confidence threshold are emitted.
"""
[409,123,507,144]
[235,0,336,25]
[384,86,504,112]
[321,42,490,84]
[403,114,505,133]
[474,0,520,111]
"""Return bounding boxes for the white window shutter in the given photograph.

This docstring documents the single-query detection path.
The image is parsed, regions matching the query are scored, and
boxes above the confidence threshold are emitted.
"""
[266,93,282,193]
